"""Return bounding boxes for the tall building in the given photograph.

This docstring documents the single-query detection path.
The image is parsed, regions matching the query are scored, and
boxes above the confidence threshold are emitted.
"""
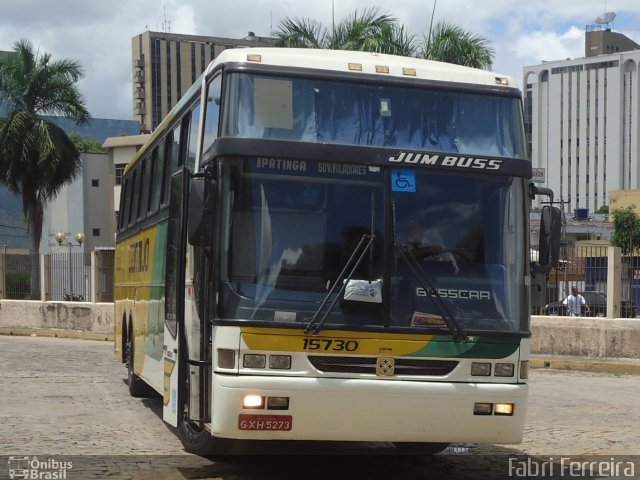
[585,24,640,57]
[132,31,273,132]
[523,22,640,215]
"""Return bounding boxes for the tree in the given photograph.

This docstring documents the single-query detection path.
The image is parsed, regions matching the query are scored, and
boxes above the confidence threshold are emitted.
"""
[0,39,90,254]
[273,9,493,69]
[610,206,640,256]
[422,22,494,70]
[274,7,418,56]
[69,132,106,153]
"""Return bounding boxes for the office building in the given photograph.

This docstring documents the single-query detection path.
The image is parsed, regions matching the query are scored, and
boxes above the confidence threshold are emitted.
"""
[524,22,640,215]
[132,31,273,132]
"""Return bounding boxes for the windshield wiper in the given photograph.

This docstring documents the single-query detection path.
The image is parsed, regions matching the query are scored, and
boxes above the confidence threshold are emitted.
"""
[304,234,376,335]
[395,244,467,342]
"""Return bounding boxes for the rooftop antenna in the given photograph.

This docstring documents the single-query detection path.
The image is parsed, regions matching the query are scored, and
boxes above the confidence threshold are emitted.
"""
[426,0,437,53]
[594,11,616,27]
[332,0,335,38]
[162,2,172,33]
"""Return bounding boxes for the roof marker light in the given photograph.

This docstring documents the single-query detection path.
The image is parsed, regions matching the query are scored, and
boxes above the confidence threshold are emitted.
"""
[402,67,417,76]
[495,76,509,85]
[348,63,363,71]
[375,65,390,74]
[247,54,262,63]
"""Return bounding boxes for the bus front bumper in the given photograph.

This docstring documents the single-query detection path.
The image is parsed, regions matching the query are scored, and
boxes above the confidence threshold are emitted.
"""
[210,374,527,443]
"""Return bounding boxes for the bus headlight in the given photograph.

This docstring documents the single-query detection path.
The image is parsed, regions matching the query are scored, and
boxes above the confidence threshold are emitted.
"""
[494,363,515,377]
[473,403,493,415]
[267,397,290,410]
[243,395,265,409]
[494,403,514,416]
[269,355,292,369]
[471,362,491,376]
[243,354,266,368]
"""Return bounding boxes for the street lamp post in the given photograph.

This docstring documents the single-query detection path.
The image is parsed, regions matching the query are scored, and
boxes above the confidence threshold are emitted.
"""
[55,232,86,300]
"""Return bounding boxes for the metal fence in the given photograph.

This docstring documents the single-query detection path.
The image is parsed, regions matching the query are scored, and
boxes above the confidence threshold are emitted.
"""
[46,252,91,301]
[1,252,40,300]
[541,244,639,317]
[0,249,114,302]
[93,249,115,302]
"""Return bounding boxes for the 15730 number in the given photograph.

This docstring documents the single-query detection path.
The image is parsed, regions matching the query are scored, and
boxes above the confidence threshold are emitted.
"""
[302,338,359,352]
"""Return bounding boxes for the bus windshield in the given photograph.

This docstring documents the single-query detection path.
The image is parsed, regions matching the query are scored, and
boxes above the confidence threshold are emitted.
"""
[219,158,527,333]
[221,72,527,159]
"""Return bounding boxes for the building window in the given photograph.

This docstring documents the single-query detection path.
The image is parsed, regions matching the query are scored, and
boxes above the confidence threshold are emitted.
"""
[91,179,99,187]
[92,228,101,237]
[115,164,126,185]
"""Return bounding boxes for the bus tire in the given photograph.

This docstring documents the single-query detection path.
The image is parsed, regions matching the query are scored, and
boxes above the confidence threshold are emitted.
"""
[177,372,219,456]
[126,328,153,398]
[393,442,449,455]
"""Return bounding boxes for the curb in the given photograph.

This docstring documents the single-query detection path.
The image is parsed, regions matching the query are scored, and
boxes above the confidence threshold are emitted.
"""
[0,327,112,342]
[531,356,640,376]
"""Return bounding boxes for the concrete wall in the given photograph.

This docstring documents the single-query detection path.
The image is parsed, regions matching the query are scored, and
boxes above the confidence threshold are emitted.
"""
[1,301,639,360]
[531,315,640,358]
[0,300,113,340]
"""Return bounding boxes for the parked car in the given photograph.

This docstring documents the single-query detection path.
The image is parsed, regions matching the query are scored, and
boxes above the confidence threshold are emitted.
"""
[544,291,637,318]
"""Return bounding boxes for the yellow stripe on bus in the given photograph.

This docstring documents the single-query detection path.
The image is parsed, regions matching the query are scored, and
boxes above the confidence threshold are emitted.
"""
[241,327,433,356]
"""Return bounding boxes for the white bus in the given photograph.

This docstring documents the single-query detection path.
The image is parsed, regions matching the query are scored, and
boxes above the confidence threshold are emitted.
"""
[115,47,560,455]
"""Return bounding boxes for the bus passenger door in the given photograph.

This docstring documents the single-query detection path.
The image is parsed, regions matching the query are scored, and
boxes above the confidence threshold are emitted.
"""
[164,167,213,430]
[162,169,188,427]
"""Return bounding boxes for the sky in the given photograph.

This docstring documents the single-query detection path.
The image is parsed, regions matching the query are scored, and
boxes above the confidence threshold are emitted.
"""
[1,0,640,122]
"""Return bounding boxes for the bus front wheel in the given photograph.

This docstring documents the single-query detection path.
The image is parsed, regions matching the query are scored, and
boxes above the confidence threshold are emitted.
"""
[177,369,219,456]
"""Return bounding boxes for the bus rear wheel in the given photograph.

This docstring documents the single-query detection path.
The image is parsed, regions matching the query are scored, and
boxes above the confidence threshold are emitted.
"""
[393,442,449,455]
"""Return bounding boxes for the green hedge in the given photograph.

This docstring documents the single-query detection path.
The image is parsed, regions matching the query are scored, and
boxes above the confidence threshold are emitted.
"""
[5,272,30,299]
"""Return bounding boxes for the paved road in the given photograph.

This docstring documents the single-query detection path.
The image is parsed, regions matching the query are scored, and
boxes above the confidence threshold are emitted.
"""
[0,335,638,479]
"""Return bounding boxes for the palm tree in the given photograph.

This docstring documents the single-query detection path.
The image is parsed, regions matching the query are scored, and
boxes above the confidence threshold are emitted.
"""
[274,7,418,56]
[422,21,494,70]
[0,39,90,255]
[274,9,493,70]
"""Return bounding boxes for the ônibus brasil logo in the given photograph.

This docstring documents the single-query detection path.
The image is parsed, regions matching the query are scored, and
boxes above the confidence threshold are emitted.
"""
[7,456,73,479]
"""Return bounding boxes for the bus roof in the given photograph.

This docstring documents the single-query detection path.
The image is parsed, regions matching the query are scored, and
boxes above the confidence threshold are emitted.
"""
[206,47,517,89]
[127,48,517,175]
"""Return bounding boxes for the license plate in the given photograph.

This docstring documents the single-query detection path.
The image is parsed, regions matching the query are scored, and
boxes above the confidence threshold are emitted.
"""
[238,414,293,431]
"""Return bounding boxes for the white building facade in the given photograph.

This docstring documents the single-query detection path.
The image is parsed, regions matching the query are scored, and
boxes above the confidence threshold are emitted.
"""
[524,48,640,214]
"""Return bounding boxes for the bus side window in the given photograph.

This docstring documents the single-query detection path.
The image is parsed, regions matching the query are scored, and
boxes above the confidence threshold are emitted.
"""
[149,146,165,213]
[202,74,221,160]
[162,125,182,207]
[138,156,151,221]
[186,104,200,171]
[119,178,129,232]
[128,170,138,227]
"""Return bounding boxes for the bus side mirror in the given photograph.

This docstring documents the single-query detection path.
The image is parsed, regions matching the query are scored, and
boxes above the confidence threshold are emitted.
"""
[530,184,561,275]
[537,205,561,268]
[188,175,217,246]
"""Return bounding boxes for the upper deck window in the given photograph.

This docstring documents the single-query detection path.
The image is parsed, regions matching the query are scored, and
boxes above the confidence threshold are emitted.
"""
[221,72,527,159]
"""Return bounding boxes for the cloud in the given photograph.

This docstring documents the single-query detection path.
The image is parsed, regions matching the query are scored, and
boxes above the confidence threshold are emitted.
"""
[1,0,640,120]
[512,26,584,64]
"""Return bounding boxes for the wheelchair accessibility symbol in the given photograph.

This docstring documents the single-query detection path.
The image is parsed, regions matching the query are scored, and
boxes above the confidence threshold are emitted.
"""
[392,169,416,192]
